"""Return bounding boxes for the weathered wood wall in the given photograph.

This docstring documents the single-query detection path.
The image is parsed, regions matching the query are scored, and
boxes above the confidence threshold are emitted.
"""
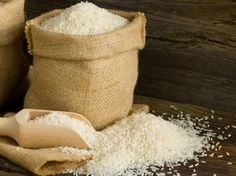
[24,0,236,113]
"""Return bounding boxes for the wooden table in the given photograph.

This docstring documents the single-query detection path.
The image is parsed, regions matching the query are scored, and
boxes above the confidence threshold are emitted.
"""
[0,96,235,176]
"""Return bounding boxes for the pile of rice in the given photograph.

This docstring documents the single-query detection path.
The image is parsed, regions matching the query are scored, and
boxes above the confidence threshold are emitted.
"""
[40,2,128,35]
[33,108,234,176]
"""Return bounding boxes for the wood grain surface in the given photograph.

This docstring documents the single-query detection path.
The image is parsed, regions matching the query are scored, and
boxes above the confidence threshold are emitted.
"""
[24,0,236,113]
[0,96,235,176]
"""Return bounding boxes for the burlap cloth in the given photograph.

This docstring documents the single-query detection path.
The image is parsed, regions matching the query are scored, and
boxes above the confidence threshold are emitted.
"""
[0,0,29,107]
[0,137,91,176]
[0,104,149,176]
[24,9,146,130]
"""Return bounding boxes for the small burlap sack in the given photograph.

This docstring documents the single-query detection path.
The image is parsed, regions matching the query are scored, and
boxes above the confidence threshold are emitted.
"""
[0,0,29,107]
[25,9,146,130]
[0,137,91,176]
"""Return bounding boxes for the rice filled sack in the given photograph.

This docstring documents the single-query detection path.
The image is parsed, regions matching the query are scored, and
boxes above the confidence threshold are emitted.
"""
[0,0,29,107]
[25,2,146,130]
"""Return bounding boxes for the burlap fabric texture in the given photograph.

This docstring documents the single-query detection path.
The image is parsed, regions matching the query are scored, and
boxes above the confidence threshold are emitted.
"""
[24,9,146,130]
[0,137,91,176]
[0,0,29,107]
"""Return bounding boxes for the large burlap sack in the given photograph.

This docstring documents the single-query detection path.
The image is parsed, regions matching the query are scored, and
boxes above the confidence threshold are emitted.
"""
[25,9,146,130]
[0,0,29,107]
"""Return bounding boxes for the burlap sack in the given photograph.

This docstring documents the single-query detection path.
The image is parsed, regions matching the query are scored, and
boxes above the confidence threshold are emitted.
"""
[0,137,91,176]
[24,9,146,130]
[0,0,29,107]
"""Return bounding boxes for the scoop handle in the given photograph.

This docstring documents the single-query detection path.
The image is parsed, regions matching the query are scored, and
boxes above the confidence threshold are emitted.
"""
[0,116,17,139]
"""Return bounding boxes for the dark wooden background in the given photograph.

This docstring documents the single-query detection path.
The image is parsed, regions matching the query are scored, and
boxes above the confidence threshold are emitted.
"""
[24,0,236,113]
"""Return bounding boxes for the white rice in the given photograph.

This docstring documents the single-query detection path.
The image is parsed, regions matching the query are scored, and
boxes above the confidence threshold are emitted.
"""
[29,112,96,147]
[40,2,128,35]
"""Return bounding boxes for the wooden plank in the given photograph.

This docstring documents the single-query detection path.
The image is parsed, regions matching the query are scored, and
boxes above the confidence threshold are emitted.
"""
[0,96,235,175]
[0,157,33,176]
[0,171,26,176]
[24,0,236,113]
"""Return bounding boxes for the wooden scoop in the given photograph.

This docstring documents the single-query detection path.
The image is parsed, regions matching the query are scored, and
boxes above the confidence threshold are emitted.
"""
[0,109,94,149]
